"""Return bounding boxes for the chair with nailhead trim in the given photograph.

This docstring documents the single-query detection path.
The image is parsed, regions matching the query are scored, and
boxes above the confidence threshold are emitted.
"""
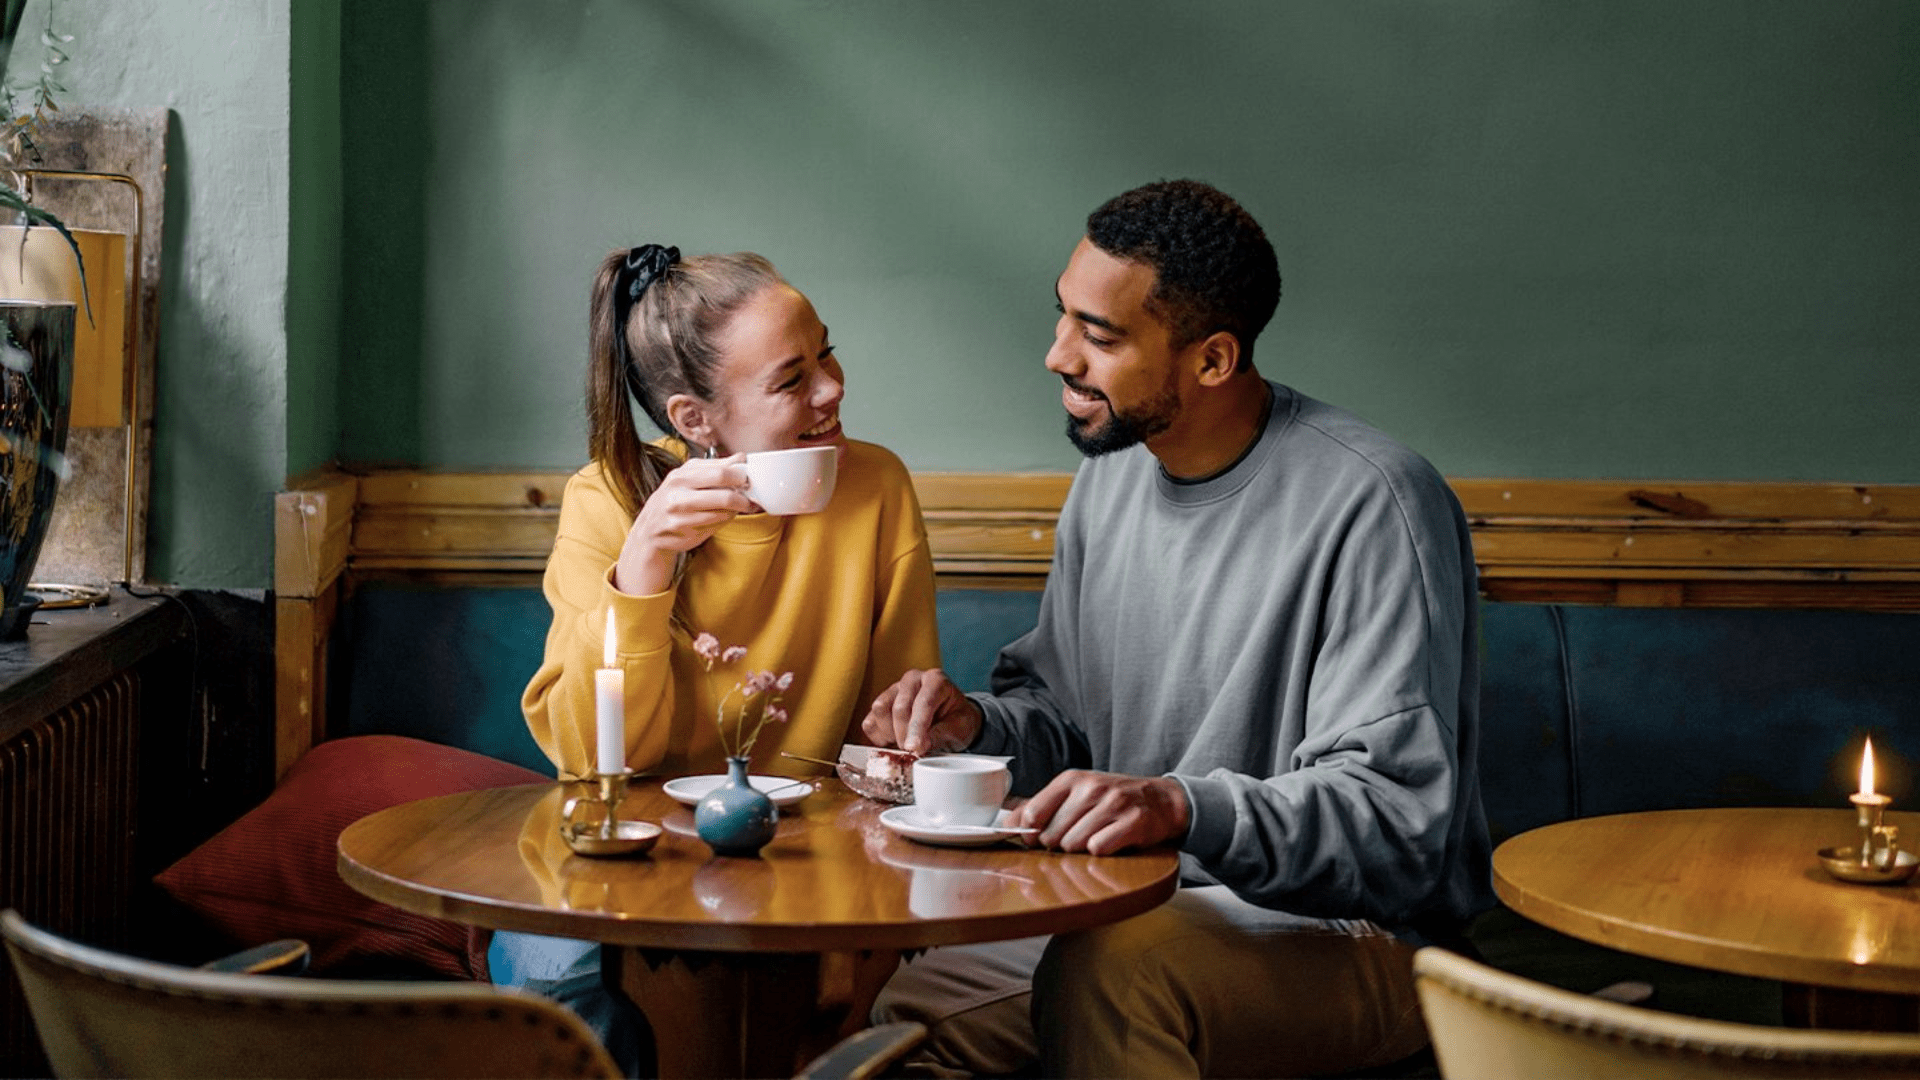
[1415,946,1920,1080]
[4,909,923,1079]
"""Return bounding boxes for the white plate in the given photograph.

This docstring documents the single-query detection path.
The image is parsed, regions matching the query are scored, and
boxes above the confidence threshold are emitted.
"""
[878,805,1033,847]
[663,774,816,809]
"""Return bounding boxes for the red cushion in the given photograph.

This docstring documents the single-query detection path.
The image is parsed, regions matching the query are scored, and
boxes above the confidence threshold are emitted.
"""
[155,735,547,979]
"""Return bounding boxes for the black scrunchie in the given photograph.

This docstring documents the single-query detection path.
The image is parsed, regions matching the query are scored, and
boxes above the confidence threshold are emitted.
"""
[611,244,680,410]
[612,243,680,334]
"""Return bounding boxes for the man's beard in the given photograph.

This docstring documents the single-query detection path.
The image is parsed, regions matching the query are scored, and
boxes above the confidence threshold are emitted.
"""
[1063,378,1180,457]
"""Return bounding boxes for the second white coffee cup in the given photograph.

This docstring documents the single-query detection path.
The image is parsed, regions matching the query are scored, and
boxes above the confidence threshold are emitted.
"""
[743,445,838,515]
[912,755,1012,828]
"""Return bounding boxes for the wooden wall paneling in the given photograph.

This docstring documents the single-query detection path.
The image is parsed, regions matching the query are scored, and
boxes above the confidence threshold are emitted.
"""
[271,591,332,781]
[269,469,1920,777]
[351,470,567,573]
[1450,479,1920,522]
[273,470,356,779]
[913,473,1071,580]
[1458,478,1920,608]
[274,470,356,599]
[291,470,1920,599]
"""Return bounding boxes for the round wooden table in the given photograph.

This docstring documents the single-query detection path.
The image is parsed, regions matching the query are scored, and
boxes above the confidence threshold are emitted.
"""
[339,778,1180,1077]
[1494,807,1920,1029]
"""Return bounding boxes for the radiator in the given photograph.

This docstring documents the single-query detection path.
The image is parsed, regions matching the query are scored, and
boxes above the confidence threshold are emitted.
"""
[0,670,141,1078]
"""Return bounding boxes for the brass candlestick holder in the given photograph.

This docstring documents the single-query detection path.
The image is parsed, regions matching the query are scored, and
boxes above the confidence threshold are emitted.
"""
[560,770,661,858]
[1818,793,1917,885]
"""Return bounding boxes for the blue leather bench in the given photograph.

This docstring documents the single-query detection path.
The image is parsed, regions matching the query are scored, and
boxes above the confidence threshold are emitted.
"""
[338,584,1917,823]
[332,585,1059,776]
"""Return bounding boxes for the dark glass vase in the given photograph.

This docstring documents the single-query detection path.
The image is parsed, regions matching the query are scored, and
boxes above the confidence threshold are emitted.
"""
[694,756,778,857]
[0,299,76,640]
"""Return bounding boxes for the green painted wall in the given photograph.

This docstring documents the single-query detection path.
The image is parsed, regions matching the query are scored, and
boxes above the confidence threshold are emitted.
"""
[342,0,1920,482]
[17,0,291,588]
[18,0,1920,590]
[287,0,343,478]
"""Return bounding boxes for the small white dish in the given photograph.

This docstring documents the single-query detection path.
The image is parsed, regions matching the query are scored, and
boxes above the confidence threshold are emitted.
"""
[879,805,1034,847]
[663,774,815,809]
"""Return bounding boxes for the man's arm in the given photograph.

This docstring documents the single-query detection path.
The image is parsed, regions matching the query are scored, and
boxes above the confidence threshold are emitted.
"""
[1009,465,1480,925]
[861,608,1096,790]
[866,473,1096,790]
[966,639,1094,794]
[1181,467,1477,922]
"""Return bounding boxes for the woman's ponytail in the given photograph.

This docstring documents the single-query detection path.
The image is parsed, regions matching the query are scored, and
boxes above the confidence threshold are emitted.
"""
[587,249,684,516]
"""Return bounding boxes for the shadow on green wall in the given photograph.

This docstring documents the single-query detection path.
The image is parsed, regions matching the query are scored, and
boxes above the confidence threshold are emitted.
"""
[339,0,429,465]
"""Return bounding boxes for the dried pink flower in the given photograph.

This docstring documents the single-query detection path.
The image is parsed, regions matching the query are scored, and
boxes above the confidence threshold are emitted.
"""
[692,633,721,661]
[692,629,799,758]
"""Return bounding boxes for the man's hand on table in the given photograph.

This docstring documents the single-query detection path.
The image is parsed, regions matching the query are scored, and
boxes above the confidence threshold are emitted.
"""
[864,671,1189,855]
[862,669,982,755]
[1006,771,1191,856]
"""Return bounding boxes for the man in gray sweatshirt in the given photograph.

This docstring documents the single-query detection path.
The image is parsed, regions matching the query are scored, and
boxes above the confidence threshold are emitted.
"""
[866,179,1493,1077]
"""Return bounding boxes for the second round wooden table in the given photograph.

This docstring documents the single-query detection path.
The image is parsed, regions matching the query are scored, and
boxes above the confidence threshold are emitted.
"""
[1494,807,1920,1028]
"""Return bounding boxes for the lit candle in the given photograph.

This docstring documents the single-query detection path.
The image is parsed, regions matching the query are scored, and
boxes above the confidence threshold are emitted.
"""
[1851,736,1892,870]
[595,607,625,775]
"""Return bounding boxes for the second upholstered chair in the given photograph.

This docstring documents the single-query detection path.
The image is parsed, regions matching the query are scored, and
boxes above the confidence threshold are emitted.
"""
[1414,946,1920,1080]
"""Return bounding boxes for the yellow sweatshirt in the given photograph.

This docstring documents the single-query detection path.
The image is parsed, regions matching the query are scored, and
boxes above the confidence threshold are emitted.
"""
[521,439,941,779]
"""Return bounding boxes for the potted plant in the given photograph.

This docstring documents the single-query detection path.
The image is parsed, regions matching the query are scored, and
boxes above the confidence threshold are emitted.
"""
[0,0,81,245]
[0,0,83,637]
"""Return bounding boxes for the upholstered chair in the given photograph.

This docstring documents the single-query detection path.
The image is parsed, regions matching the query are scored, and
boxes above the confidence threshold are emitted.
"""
[1414,946,1920,1080]
[3,909,922,1080]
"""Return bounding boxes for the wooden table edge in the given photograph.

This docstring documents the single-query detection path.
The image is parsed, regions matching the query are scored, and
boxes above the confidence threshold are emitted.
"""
[1492,814,1920,996]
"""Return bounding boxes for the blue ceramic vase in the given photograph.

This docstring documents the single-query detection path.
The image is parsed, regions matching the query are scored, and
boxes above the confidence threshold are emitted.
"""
[0,300,75,640]
[695,756,777,856]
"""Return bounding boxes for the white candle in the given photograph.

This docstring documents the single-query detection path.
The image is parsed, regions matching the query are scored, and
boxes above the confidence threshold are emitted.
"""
[595,607,625,775]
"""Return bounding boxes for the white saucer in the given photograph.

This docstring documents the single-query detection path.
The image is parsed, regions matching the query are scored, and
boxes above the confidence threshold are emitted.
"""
[663,774,815,809]
[879,805,1030,847]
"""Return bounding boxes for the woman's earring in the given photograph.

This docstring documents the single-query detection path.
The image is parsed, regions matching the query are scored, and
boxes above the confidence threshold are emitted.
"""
[705,443,717,459]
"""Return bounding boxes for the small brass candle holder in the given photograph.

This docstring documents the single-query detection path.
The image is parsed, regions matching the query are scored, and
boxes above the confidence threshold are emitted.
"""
[560,770,661,858]
[1818,793,1918,885]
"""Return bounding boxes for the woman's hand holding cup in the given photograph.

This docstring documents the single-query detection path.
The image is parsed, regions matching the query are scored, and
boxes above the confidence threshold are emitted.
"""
[614,454,754,594]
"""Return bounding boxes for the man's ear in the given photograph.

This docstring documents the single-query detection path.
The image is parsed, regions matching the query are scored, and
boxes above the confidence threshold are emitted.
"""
[1192,331,1241,387]
[664,392,713,448]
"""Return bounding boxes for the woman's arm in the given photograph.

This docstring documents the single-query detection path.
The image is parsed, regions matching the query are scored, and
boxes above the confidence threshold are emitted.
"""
[521,470,680,776]
[860,536,943,715]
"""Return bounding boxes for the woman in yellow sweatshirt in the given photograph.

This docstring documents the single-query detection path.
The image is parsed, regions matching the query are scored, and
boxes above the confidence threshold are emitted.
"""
[497,247,941,1069]
[520,244,941,781]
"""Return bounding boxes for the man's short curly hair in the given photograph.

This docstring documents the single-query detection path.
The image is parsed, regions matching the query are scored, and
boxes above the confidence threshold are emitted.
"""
[1085,180,1280,371]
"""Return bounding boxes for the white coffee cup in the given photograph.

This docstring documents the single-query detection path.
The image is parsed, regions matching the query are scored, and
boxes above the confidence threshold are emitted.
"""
[743,445,838,515]
[912,755,1012,828]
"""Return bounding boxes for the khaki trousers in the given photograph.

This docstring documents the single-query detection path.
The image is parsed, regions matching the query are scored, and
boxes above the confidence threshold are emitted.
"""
[874,886,1427,1078]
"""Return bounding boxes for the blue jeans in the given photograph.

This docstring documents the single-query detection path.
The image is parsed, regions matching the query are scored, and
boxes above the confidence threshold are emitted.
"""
[489,931,651,1077]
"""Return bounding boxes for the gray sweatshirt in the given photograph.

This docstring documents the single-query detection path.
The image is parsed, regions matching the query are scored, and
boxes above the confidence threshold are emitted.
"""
[969,382,1494,931]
